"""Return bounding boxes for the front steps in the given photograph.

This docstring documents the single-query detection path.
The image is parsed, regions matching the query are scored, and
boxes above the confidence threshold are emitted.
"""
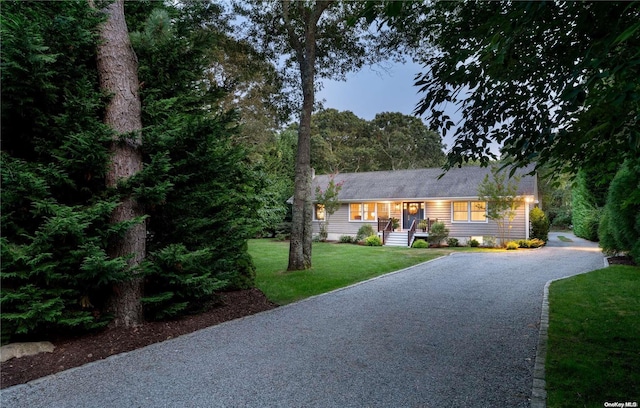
[384,231,409,247]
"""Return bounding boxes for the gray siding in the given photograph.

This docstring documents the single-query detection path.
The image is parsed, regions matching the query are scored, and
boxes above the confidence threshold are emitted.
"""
[433,201,528,242]
[313,203,371,238]
[319,200,530,242]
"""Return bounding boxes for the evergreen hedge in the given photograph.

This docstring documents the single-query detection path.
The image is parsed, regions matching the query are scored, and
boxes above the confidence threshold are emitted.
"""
[598,158,640,263]
[1,2,266,341]
[572,170,604,241]
[1,1,123,342]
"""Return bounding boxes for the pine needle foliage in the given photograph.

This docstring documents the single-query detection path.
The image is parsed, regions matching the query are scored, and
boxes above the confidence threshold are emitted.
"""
[128,3,261,319]
[1,1,125,342]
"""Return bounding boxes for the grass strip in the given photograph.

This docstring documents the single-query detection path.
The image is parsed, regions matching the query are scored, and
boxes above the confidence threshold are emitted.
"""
[546,265,640,407]
[557,235,573,242]
[248,239,461,305]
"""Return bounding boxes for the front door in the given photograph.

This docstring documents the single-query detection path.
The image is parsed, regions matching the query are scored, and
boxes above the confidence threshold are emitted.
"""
[403,202,423,230]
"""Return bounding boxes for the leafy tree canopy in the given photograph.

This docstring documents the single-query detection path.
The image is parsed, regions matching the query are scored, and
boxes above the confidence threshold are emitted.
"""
[294,109,446,174]
[371,111,445,171]
[387,1,639,177]
[234,1,388,109]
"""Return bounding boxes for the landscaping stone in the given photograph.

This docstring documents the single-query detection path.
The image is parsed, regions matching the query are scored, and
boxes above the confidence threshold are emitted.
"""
[0,342,55,363]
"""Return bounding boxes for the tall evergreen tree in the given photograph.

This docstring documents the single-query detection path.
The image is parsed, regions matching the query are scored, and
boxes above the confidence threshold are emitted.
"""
[128,3,263,319]
[92,0,146,327]
[1,0,269,341]
[1,1,127,341]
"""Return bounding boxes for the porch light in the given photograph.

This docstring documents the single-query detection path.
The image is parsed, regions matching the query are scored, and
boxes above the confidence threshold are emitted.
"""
[395,203,401,210]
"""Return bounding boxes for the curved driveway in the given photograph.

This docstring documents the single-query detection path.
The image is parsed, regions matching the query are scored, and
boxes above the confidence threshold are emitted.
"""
[1,233,603,407]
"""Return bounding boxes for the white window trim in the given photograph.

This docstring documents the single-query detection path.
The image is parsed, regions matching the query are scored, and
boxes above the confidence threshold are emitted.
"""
[349,202,364,222]
[348,202,382,222]
[451,200,488,223]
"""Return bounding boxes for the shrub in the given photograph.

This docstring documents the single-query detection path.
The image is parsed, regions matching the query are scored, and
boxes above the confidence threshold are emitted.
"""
[506,241,519,250]
[447,238,459,247]
[528,238,545,248]
[469,239,480,247]
[516,239,530,248]
[427,222,449,245]
[530,207,550,242]
[483,235,497,248]
[339,235,354,243]
[364,235,382,246]
[356,224,376,242]
[417,220,429,231]
[141,244,228,320]
[273,222,291,241]
[412,239,429,248]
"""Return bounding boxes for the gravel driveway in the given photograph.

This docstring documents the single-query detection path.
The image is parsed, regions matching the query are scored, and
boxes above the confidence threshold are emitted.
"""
[1,232,604,408]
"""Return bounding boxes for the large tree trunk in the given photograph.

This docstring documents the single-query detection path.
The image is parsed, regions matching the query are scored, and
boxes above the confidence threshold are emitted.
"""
[288,59,314,270]
[285,1,332,271]
[93,0,145,326]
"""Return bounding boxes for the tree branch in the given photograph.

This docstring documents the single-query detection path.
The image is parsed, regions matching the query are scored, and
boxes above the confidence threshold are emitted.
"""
[282,0,303,57]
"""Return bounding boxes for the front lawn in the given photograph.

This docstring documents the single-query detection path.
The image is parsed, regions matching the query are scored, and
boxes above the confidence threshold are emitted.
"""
[546,265,640,407]
[248,239,458,304]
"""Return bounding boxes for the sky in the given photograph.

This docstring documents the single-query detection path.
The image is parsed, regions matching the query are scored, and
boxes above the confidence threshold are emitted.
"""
[316,60,424,121]
[316,59,462,152]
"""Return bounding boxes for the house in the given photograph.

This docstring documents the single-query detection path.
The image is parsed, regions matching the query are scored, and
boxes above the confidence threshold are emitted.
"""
[311,165,539,246]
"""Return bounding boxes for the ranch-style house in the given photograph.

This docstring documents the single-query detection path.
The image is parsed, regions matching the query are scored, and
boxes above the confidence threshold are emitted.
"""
[311,165,540,246]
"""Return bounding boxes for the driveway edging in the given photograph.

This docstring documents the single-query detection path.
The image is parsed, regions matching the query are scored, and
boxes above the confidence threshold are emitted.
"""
[530,279,551,408]
[531,256,610,407]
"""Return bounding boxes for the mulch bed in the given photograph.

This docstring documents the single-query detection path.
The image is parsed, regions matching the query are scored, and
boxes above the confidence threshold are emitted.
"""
[0,288,278,389]
[607,256,637,266]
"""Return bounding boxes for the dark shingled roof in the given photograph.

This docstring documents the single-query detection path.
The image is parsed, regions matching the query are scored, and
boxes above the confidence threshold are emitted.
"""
[312,165,537,201]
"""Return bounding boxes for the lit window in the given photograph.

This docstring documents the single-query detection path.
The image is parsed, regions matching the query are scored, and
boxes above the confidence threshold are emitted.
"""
[377,203,390,220]
[315,204,325,221]
[453,202,468,221]
[471,201,486,222]
[363,203,376,221]
[350,202,380,221]
[453,201,487,222]
[350,203,362,220]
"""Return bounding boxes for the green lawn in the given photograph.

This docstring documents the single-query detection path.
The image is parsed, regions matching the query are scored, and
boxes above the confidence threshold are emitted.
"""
[248,239,460,304]
[546,265,640,407]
